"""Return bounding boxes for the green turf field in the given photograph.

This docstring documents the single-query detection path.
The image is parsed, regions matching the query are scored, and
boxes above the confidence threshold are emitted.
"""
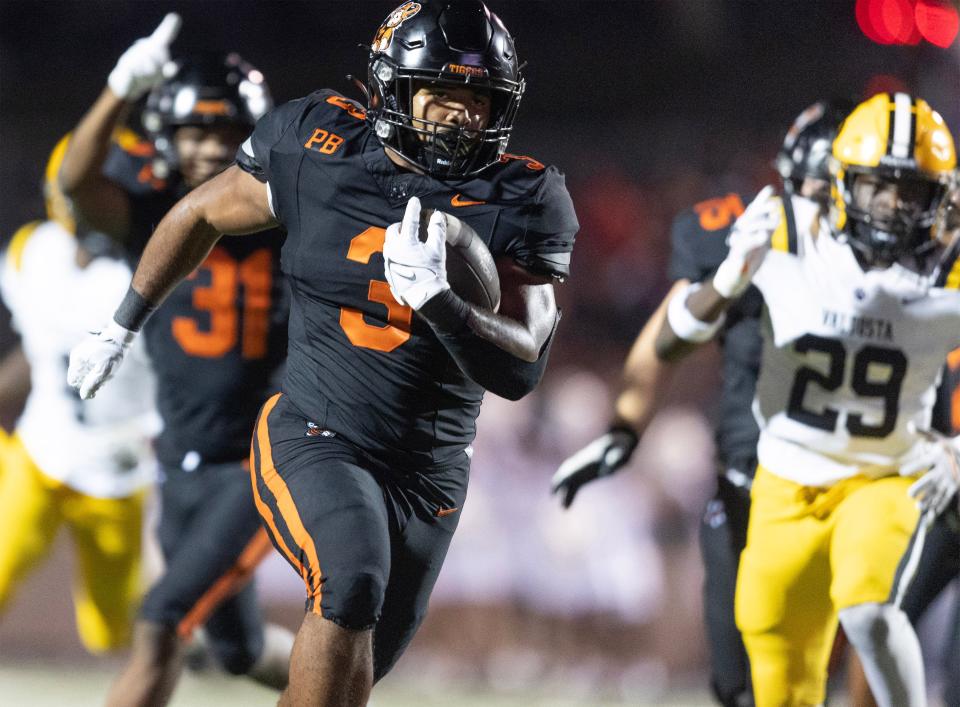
[0,662,714,707]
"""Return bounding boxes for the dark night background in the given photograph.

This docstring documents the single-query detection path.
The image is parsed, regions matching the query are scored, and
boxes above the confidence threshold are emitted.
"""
[0,2,958,703]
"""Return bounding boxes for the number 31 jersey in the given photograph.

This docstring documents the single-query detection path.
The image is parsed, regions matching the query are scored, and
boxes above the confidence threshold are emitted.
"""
[237,90,578,469]
[105,143,288,469]
[751,196,960,487]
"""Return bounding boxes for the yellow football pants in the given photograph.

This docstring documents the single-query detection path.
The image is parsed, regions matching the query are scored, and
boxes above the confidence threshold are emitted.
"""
[0,433,145,653]
[735,465,919,707]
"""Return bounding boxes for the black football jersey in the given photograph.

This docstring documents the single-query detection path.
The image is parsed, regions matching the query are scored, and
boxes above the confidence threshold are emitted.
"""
[668,192,762,469]
[105,147,288,467]
[237,89,578,469]
[931,351,960,435]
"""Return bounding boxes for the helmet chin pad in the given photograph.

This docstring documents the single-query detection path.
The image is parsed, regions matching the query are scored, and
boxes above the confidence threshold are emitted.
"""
[847,216,938,270]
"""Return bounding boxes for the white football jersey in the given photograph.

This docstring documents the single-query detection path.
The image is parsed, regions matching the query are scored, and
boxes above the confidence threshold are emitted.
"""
[1,221,160,498]
[751,197,960,487]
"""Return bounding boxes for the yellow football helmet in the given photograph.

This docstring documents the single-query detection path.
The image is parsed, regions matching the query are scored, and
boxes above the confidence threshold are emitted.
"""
[830,92,956,268]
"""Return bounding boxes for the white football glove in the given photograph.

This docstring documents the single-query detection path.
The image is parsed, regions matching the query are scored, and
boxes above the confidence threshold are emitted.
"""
[108,13,181,101]
[67,321,137,400]
[383,196,450,310]
[713,185,780,298]
[901,425,960,516]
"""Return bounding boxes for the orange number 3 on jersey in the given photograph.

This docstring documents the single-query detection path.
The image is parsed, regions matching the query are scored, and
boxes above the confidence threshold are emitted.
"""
[339,227,413,352]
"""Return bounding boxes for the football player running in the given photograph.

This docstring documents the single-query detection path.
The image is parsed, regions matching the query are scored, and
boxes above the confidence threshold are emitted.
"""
[654,93,958,707]
[551,101,849,707]
[67,2,578,705]
[0,137,159,654]
[59,16,292,706]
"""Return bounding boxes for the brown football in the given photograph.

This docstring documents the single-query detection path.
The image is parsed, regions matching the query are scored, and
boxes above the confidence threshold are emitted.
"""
[420,209,501,311]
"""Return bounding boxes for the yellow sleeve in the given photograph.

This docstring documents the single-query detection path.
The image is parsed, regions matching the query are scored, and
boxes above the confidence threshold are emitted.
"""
[5,221,41,273]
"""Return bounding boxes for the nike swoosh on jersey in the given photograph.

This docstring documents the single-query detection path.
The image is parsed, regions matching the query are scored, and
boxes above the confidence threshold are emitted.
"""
[451,194,486,207]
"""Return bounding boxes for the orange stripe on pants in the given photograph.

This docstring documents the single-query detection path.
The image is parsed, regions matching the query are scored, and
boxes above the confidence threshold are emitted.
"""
[176,528,273,640]
[251,393,325,613]
[250,395,306,584]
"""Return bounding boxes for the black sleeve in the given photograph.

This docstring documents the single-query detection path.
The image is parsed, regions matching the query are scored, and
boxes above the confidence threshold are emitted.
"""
[507,167,579,280]
[931,363,958,435]
[434,324,557,400]
[235,96,311,185]
[667,209,710,283]
[419,289,559,400]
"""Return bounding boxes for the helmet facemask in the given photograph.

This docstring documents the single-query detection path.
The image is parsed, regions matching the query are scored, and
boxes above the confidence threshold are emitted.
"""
[365,0,525,179]
[369,56,523,178]
[839,166,949,271]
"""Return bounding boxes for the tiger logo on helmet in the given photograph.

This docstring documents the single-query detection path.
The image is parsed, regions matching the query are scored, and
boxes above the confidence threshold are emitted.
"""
[371,2,423,52]
[829,92,956,269]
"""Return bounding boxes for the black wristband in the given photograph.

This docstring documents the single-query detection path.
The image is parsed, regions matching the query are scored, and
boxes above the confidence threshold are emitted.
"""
[417,288,471,335]
[608,424,640,454]
[113,285,157,332]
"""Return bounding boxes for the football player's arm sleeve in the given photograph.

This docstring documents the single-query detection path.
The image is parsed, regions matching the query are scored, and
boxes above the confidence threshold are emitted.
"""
[506,169,578,280]
[235,97,308,227]
[667,210,709,283]
[419,282,559,401]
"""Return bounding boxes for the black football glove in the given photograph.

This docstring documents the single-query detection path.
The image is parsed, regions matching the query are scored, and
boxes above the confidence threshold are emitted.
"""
[550,426,639,509]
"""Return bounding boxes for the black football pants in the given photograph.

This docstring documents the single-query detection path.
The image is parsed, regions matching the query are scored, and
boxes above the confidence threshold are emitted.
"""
[700,469,754,707]
[139,459,266,674]
[250,393,468,681]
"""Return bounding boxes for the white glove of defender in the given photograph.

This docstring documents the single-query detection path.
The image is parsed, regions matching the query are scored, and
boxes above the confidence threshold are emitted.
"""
[108,13,181,101]
[901,424,960,516]
[383,196,450,310]
[67,321,137,400]
[713,185,780,298]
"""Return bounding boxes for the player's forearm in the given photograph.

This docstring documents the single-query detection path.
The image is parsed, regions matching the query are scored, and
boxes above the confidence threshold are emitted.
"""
[59,88,127,197]
[128,199,221,310]
[655,279,731,362]
[613,286,677,432]
[419,288,557,400]
[119,167,274,328]
[0,345,30,431]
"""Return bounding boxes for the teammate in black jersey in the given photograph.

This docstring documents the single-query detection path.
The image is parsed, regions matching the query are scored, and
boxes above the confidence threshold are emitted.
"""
[68,2,578,704]
[551,101,848,707]
[60,16,291,706]
[891,189,960,707]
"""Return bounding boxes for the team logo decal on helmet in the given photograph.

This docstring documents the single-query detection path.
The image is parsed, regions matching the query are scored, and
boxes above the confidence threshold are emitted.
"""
[372,2,423,52]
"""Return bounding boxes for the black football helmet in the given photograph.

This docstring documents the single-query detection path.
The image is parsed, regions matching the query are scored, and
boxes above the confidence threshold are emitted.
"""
[775,100,852,200]
[365,0,525,178]
[142,53,272,178]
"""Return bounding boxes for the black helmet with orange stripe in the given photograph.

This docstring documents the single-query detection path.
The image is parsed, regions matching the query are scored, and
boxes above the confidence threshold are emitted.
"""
[775,100,853,204]
[142,53,272,180]
[366,0,525,178]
